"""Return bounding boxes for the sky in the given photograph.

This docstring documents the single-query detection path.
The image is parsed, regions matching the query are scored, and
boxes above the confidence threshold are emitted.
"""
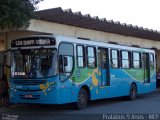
[38,0,160,31]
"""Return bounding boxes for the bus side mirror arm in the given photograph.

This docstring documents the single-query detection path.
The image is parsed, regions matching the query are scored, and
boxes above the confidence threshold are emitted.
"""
[64,56,68,66]
[59,55,68,73]
[59,55,63,73]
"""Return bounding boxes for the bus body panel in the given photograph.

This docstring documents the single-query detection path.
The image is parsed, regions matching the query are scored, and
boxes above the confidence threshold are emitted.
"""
[9,35,156,105]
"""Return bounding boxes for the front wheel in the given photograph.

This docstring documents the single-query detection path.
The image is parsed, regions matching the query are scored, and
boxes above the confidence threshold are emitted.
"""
[129,84,137,100]
[76,88,88,110]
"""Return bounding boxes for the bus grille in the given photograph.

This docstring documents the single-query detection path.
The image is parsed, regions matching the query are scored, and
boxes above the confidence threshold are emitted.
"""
[13,80,47,85]
[19,95,40,99]
[17,89,42,92]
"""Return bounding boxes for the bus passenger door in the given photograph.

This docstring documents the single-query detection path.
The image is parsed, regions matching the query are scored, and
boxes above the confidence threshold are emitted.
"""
[142,53,150,83]
[98,48,110,86]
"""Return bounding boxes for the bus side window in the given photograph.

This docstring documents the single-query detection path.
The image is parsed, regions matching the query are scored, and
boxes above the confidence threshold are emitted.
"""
[77,45,85,68]
[150,53,154,69]
[132,52,141,68]
[121,50,130,68]
[87,46,97,68]
[110,49,119,68]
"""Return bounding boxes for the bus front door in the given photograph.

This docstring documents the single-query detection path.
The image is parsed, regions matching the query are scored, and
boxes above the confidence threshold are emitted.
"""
[98,48,110,86]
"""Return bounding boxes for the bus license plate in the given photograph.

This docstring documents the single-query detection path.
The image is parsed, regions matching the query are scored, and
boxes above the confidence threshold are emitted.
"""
[25,95,33,98]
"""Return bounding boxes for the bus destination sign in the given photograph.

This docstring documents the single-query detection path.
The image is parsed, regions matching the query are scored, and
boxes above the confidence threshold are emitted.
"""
[11,37,56,47]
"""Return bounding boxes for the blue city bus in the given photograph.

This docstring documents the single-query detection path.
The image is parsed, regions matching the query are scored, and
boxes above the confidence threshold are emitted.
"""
[9,35,156,109]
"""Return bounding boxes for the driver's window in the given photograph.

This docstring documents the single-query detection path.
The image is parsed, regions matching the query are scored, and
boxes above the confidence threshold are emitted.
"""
[59,43,74,82]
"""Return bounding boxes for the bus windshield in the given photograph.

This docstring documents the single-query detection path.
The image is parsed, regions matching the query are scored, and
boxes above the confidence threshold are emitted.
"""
[11,48,57,79]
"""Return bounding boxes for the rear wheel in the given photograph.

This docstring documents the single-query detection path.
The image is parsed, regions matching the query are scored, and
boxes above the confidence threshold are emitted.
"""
[76,88,88,110]
[129,84,137,100]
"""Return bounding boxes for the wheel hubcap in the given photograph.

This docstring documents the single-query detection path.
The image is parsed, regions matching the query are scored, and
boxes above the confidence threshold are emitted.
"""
[131,86,136,98]
[79,93,86,105]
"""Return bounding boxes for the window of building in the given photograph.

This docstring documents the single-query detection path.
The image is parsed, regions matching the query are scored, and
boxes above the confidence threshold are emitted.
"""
[87,46,97,68]
[110,49,119,68]
[77,45,85,68]
[133,52,141,68]
[121,51,130,68]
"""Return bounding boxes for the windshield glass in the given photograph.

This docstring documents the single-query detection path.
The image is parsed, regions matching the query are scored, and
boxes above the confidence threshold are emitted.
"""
[11,48,57,79]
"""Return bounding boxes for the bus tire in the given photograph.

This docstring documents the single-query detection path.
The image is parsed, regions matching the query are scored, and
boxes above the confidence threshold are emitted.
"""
[129,84,137,100]
[76,88,88,110]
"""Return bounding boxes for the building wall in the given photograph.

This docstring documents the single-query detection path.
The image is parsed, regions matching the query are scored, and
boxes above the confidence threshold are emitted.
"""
[0,19,159,51]
[28,19,160,49]
[0,19,158,50]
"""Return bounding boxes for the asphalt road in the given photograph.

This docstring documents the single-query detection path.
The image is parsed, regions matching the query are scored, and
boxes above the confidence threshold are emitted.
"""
[1,89,160,120]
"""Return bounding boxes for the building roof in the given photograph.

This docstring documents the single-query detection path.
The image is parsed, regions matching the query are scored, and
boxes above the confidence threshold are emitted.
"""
[35,7,160,41]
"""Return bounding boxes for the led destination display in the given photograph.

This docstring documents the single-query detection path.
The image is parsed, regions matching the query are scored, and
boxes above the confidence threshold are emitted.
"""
[11,37,56,47]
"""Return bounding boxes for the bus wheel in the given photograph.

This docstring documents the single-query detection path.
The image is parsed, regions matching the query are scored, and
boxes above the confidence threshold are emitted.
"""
[76,88,88,110]
[129,84,137,100]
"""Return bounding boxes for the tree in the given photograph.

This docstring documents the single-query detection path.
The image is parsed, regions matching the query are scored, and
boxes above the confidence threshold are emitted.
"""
[0,0,43,30]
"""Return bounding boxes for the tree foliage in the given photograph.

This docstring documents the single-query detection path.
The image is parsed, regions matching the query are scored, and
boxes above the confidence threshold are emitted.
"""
[0,0,43,30]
